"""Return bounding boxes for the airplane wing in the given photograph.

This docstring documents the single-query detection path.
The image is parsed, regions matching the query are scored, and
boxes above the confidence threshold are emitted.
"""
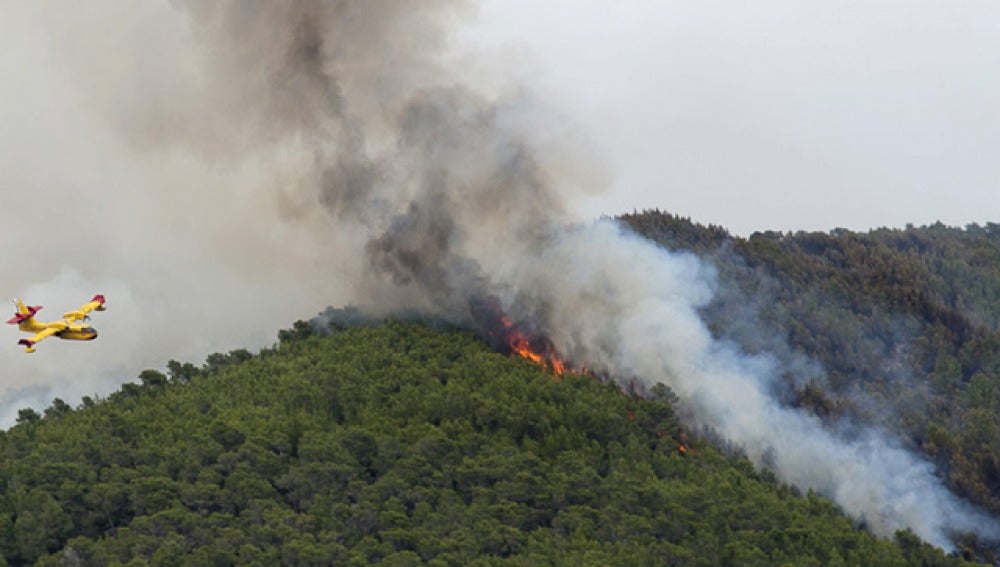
[63,294,106,322]
[18,326,61,353]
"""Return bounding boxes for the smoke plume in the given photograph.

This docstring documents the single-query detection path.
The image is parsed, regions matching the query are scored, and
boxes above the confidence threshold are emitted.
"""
[1,0,995,549]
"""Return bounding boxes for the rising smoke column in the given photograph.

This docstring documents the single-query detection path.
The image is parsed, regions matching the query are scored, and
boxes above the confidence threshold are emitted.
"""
[163,0,574,321]
[29,0,996,549]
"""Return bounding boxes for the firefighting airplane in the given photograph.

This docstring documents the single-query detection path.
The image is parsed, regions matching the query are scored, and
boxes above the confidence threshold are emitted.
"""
[7,295,106,353]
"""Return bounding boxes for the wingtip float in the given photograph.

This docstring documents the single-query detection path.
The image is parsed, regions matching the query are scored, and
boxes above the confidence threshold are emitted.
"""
[7,294,107,353]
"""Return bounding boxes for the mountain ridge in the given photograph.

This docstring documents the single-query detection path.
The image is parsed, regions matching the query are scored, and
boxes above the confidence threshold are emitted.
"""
[0,318,982,565]
[620,210,1000,527]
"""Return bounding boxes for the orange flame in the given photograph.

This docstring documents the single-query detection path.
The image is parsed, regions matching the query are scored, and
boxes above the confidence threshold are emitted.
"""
[500,316,569,375]
[472,296,581,376]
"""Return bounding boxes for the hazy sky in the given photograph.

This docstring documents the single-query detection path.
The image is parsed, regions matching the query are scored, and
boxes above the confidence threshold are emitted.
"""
[467,0,1000,235]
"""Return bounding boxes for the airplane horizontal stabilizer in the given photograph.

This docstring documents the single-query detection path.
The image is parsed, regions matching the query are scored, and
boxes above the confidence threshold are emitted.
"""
[6,305,41,325]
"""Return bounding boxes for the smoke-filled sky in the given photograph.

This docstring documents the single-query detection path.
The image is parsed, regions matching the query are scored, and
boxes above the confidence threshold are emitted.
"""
[0,0,590,422]
[1,0,997,548]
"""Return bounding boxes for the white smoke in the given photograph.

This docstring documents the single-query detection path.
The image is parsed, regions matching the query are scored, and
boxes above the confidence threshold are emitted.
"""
[503,219,999,549]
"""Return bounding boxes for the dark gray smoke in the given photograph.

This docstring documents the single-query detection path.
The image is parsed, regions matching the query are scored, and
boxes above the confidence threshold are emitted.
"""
[2,0,996,549]
[164,1,567,321]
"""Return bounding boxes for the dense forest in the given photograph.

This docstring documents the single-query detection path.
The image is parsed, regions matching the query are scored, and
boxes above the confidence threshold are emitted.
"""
[0,318,981,565]
[620,211,1000,529]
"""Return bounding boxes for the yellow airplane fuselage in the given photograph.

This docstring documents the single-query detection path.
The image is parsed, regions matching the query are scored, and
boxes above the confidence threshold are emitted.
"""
[14,320,97,351]
[58,326,99,341]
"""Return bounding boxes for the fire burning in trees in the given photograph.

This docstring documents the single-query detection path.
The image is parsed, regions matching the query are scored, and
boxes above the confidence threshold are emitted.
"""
[470,296,576,375]
[502,318,567,374]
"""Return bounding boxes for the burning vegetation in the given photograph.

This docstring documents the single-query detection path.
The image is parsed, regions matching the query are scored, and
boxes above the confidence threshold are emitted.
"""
[470,296,580,376]
[468,297,690,458]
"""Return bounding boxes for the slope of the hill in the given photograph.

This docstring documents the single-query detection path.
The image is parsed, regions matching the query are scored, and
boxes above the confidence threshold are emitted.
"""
[0,320,974,565]
[620,210,1000,525]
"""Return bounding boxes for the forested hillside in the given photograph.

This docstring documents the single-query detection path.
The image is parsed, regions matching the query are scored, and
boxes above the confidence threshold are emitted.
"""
[0,320,976,565]
[621,210,1000,527]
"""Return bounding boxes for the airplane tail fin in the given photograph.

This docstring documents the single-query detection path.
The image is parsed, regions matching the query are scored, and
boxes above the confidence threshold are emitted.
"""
[7,299,41,325]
